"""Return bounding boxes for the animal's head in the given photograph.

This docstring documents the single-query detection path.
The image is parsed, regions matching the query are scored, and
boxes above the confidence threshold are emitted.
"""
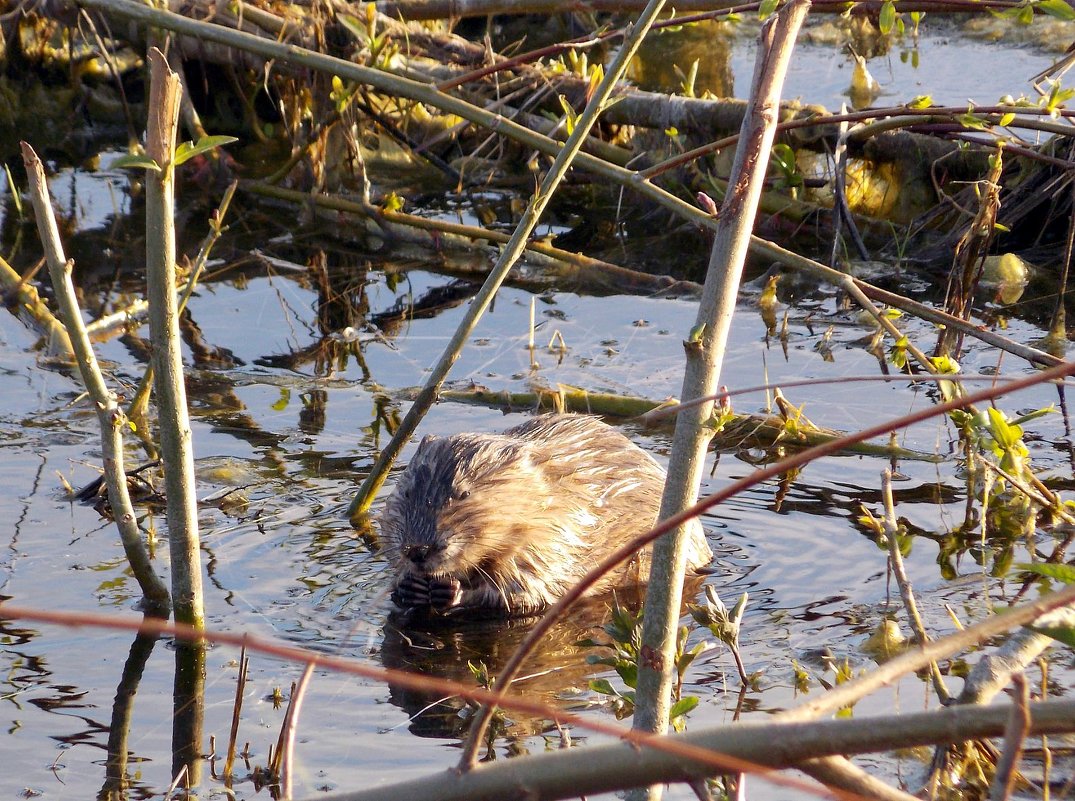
[379,433,545,579]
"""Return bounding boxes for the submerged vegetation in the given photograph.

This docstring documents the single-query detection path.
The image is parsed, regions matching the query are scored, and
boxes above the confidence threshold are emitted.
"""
[3,0,1075,799]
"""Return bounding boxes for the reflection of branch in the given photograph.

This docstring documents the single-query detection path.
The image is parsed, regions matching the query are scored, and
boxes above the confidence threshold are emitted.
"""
[172,642,205,787]
[0,254,73,359]
[99,628,160,801]
[243,180,689,296]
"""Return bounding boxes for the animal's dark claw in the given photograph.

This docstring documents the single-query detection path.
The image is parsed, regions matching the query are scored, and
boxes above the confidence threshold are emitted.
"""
[392,573,431,609]
[427,575,462,611]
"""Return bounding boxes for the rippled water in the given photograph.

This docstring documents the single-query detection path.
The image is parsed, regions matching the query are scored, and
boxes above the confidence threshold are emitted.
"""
[3,12,1075,801]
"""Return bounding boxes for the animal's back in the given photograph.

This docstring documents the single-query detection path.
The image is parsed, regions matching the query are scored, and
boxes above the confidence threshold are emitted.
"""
[380,414,712,617]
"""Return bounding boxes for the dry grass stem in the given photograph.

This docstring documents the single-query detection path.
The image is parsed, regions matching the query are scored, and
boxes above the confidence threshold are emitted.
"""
[882,469,951,703]
[224,645,249,784]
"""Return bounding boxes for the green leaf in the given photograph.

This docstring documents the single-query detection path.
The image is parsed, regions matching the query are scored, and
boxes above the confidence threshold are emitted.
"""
[381,192,405,213]
[958,112,989,131]
[1012,405,1055,425]
[557,94,578,135]
[174,135,239,166]
[615,662,638,688]
[879,0,896,34]
[770,143,797,176]
[999,111,1016,126]
[337,12,368,42]
[758,0,778,19]
[1038,0,1075,20]
[990,5,1024,19]
[589,678,619,696]
[669,696,699,719]
[1028,622,1075,648]
[908,94,933,109]
[1017,562,1075,584]
[110,154,161,172]
[271,387,291,412]
[929,354,960,374]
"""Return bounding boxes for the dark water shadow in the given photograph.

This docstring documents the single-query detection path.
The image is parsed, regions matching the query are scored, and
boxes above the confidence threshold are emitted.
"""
[98,626,160,801]
[379,600,626,744]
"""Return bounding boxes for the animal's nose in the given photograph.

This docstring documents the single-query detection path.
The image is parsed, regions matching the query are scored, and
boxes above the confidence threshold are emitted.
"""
[405,544,433,564]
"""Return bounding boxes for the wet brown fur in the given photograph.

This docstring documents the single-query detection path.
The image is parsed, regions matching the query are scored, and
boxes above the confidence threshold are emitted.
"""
[379,414,713,617]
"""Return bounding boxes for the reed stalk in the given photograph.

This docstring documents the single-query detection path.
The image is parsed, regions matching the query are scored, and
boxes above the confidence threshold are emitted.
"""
[629,10,809,799]
[145,47,205,628]
[21,141,171,609]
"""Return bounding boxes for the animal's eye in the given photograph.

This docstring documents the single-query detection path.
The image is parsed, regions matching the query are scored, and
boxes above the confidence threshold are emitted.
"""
[456,489,471,501]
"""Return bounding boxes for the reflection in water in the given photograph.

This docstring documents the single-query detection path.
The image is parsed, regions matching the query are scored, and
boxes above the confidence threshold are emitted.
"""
[99,629,159,801]
[5,141,1075,800]
[172,642,206,790]
[379,603,621,744]
[630,22,734,98]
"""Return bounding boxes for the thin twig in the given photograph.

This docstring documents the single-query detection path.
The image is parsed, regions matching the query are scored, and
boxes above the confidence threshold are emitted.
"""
[461,359,1075,762]
[145,47,204,627]
[348,0,678,523]
[833,116,870,262]
[631,8,811,792]
[639,373,1029,427]
[989,673,1031,801]
[881,469,951,703]
[280,662,316,800]
[5,599,1075,801]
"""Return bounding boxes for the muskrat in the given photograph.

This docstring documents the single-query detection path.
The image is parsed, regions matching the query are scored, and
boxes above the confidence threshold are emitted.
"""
[379,414,713,617]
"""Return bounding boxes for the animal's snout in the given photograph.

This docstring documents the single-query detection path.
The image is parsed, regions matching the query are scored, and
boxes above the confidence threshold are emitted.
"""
[404,543,437,564]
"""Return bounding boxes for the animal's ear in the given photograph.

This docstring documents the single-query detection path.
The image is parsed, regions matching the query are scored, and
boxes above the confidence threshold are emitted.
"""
[417,434,439,450]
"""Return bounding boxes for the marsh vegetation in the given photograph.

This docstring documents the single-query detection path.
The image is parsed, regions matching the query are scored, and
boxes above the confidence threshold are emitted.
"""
[3,1,1075,799]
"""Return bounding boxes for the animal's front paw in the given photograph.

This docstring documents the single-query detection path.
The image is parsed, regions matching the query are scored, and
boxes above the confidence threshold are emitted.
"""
[427,575,462,612]
[392,573,462,613]
[392,573,432,609]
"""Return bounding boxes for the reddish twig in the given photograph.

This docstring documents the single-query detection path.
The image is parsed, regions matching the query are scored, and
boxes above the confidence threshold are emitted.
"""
[460,358,1075,762]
